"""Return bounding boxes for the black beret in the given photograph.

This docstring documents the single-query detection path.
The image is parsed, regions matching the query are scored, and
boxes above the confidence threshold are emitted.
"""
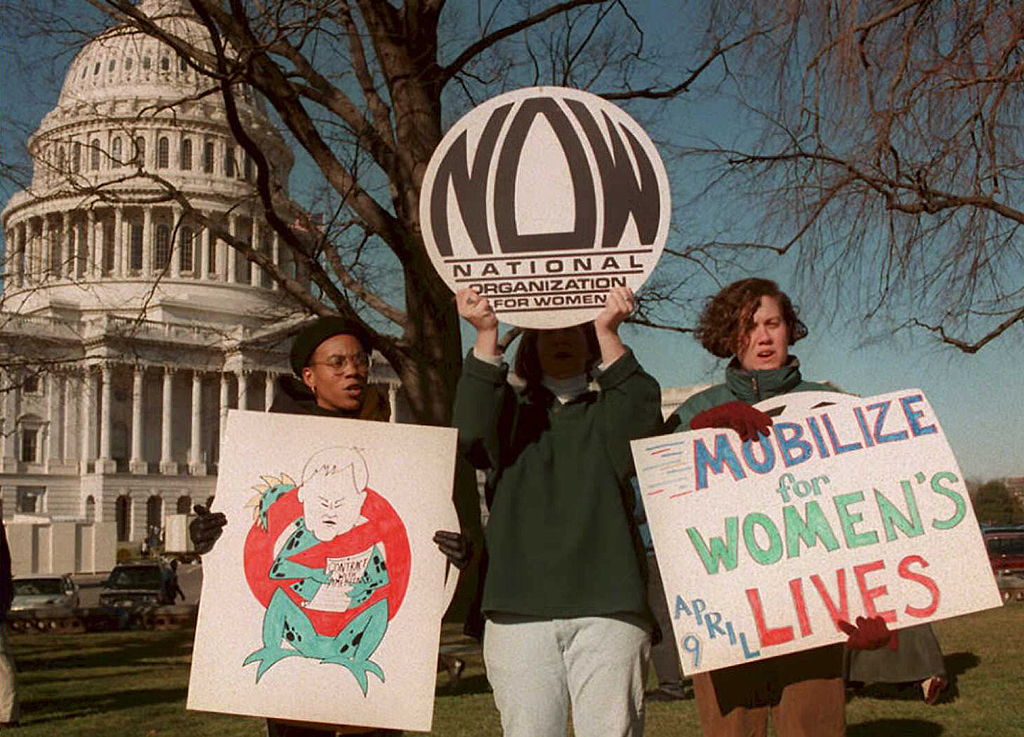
[289,317,372,376]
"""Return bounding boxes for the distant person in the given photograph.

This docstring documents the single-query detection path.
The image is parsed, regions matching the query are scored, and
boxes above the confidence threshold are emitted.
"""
[142,524,161,558]
[0,516,19,727]
[190,316,471,737]
[455,286,662,737]
[666,278,895,737]
[167,559,186,603]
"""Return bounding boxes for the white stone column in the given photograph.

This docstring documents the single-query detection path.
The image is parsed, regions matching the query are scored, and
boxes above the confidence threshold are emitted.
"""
[237,370,249,410]
[250,219,262,287]
[1,369,18,466]
[79,368,95,473]
[27,218,40,282]
[199,219,211,280]
[130,366,146,474]
[216,226,227,282]
[146,129,157,170]
[189,370,206,475]
[21,222,29,286]
[41,215,51,279]
[5,227,15,287]
[35,219,45,281]
[86,209,96,278]
[13,223,25,287]
[219,371,230,441]
[2,230,11,287]
[142,206,153,276]
[94,213,106,277]
[160,367,177,474]
[170,206,182,278]
[31,220,41,282]
[62,212,74,279]
[75,215,85,279]
[46,374,63,466]
[226,214,238,283]
[22,222,31,283]
[97,363,116,473]
[114,206,125,277]
[264,372,274,410]
[62,372,76,461]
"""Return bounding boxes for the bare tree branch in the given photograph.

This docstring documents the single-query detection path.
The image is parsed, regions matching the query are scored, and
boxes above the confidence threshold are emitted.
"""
[910,307,1024,353]
[440,0,606,85]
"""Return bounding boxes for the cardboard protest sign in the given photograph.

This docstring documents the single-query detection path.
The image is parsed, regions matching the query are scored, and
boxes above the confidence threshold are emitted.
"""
[420,86,671,328]
[632,389,1002,675]
[188,410,459,732]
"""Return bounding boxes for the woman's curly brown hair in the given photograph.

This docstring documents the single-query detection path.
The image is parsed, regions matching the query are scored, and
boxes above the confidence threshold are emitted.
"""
[694,278,808,358]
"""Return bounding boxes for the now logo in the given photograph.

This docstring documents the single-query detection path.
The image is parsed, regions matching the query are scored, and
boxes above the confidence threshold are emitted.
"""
[421,87,670,329]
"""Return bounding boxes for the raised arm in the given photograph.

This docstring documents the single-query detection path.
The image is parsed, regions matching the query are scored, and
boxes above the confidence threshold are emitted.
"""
[593,285,633,367]
[452,288,512,471]
[457,287,499,359]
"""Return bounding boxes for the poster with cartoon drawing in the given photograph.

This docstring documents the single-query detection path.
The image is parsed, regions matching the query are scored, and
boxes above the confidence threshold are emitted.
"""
[188,410,459,732]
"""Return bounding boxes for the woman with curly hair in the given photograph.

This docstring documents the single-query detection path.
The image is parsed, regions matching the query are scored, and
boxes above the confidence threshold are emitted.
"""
[454,285,662,737]
[666,278,892,737]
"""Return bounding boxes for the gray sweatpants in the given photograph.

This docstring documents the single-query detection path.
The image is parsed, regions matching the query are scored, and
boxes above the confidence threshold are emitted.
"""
[484,613,650,737]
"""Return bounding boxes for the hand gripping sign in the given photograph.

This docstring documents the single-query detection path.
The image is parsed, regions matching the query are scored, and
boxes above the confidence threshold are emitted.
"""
[188,410,460,733]
[631,390,1002,675]
[420,86,671,328]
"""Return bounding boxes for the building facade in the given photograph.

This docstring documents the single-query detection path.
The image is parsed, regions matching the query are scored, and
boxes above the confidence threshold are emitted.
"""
[0,0,398,569]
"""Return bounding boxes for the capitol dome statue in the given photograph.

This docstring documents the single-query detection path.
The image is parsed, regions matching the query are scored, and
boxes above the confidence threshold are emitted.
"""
[0,0,398,573]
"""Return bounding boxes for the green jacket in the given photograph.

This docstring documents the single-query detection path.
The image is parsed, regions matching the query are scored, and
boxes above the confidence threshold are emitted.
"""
[454,349,662,619]
[668,357,835,431]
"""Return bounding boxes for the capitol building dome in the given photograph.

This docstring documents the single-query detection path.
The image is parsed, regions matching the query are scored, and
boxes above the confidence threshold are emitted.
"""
[3,0,296,323]
[0,0,399,573]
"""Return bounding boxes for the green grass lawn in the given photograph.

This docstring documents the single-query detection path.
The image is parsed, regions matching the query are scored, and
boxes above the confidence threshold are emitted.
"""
[7,604,1024,736]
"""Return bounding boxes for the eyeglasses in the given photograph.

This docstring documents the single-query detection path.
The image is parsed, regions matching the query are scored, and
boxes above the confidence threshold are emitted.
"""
[310,351,372,373]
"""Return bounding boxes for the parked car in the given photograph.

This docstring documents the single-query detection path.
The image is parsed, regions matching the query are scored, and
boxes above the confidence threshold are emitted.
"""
[99,560,175,610]
[10,574,80,614]
[984,530,1024,576]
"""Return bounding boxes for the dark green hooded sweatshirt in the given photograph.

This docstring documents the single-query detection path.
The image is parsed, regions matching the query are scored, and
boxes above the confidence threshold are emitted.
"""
[668,357,836,432]
[454,349,662,619]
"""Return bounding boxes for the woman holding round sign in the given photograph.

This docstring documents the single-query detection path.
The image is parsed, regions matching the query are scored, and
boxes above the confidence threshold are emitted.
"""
[453,285,662,737]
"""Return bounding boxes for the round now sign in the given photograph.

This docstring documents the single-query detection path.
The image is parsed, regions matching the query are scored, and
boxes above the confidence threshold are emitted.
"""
[420,87,671,329]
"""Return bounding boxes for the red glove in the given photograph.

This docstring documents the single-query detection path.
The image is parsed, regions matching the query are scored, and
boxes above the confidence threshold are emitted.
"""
[839,615,899,651]
[690,401,773,442]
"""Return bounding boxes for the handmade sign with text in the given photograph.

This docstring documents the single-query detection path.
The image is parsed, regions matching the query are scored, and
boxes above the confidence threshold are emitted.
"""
[420,86,671,328]
[188,411,459,732]
[631,389,1001,675]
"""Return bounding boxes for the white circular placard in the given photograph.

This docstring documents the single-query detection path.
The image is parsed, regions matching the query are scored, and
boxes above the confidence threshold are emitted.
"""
[420,86,671,329]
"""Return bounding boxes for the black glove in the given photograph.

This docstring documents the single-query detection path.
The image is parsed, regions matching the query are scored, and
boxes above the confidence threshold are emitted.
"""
[433,530,473,570]
[189,504,227,555]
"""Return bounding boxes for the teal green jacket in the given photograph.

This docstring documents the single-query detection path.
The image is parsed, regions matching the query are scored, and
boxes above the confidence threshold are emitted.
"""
[454,349,662,619]
[668,357,835,432]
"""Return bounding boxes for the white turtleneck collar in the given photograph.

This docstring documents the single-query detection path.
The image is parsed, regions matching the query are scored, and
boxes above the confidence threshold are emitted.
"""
[541,373,590,404]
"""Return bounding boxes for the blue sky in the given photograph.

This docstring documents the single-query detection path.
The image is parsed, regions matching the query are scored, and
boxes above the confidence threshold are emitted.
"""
[1,3,1020,481]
